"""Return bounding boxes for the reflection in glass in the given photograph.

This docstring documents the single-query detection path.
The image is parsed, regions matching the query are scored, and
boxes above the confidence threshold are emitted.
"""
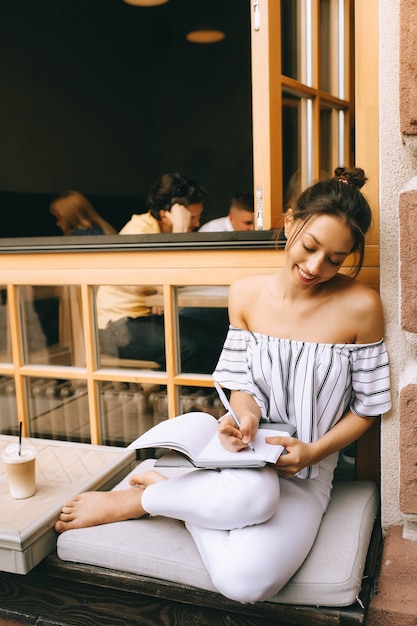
[0,287,11,361]
[0,376,18,435]
[96,284,165,371]
[320,104,333,176]
[282,92,301,211]
[281,0,299,80]
[320,0,332,93]
[320,105,347,175]
[100,381,161,448]
[320,0,346,98]
[20,286,49,362]
[22,285,85,367]
[99,381,228,449]
[27,377,90,443]
[179,386,225,421]
[96,284,229,375]
[177,285,229,375]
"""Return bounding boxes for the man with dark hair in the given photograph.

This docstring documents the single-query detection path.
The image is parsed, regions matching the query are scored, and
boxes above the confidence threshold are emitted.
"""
[199,192,254,232]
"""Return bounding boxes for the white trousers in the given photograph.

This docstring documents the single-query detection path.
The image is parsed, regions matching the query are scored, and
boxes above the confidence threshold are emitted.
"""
[141,453,337,603]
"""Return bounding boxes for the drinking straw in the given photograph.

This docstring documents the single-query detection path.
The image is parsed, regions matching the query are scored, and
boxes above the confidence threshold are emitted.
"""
[18,421,22,456]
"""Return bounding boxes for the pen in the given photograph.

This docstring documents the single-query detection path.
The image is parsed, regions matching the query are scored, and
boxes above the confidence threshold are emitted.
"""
[214,381,256,452]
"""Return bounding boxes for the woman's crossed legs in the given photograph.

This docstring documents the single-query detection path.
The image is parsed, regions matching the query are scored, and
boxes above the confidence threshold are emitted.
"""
[55,466,279,533]
[55,465,326,604]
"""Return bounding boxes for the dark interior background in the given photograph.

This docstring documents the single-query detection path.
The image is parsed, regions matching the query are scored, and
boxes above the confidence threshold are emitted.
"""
[0,0,253,236]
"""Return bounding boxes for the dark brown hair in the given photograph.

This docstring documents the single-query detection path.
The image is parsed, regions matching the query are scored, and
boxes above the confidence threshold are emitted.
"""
[146,173,206,220]
[285,167,372,278]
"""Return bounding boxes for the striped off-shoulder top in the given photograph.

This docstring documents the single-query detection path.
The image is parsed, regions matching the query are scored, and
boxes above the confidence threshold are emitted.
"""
[213,326,391,479]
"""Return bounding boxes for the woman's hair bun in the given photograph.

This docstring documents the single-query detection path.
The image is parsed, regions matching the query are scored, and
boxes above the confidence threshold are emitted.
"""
[334,166,367,190]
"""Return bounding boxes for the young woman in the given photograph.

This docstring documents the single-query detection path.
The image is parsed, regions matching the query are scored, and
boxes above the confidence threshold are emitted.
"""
[55,167,391,604]
[50,190,116,236]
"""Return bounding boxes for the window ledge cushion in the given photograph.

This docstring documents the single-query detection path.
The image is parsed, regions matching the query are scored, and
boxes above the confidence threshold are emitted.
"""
[56,460,378,608]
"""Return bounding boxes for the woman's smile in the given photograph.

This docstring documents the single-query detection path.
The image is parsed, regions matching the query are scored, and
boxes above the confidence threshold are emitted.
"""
[297,265,318,282]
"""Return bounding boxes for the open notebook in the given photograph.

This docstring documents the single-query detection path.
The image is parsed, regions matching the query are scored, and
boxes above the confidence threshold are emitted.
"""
[127,412,295,469]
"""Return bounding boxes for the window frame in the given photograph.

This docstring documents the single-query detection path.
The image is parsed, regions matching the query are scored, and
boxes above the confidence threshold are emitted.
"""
[251,0,356,230]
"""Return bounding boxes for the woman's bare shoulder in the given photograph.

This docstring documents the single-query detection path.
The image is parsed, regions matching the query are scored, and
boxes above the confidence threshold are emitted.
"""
[229,274,275,327]
[341,277,382,310]
[340,279,384,342]
[230,273,274,294]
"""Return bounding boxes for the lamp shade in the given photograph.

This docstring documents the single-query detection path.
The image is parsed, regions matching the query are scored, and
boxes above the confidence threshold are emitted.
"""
[186,24,225,44]
[123,0,169,6]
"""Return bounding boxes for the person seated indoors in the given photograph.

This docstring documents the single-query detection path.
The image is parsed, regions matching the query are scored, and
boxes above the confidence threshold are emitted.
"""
[50,190,116,236]
[199,192,254,232]
[96,172,218,374]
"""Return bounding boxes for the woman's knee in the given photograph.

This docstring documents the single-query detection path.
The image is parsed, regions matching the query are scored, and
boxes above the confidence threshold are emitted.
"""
[210,566,286,604]
[208,468,280,527]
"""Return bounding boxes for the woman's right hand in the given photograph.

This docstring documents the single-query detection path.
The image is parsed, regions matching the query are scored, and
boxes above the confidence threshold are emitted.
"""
[168,203,192,232]
[218,413,259,453]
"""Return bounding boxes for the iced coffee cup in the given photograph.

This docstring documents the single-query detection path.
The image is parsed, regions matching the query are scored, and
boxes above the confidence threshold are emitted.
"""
[2,441,37,499]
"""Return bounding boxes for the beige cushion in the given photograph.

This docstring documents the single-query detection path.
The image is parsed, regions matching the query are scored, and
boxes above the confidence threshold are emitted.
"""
[57,460,378,607]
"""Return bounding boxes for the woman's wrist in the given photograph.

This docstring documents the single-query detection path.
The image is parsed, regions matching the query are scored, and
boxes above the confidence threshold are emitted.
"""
[305,440,327,467]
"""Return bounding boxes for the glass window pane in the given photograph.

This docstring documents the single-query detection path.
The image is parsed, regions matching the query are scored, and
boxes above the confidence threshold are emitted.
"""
[22,285,85,367]
[282,92,301,211]
[337,108,347,168]
[28,377,90,443]
[0,287,11,361]
[96,284,229,375]
[179,386,224,420]
[177,285,229,374]
[99,381,227,450]
[0,376,18,435]
[320,0,346,97]
[320,104,333,175]
[320,105,348,175]
[320,0,332,92]
[100,381,156,448]
[281,0,299,80]
[96,284,165,371]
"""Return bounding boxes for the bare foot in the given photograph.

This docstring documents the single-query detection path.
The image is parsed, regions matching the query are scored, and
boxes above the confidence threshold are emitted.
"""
[54,487,144,533]
[129,469,167,489]
[55,470,167,534]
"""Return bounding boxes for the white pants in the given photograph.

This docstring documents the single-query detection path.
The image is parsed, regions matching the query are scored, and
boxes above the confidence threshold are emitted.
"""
[141,453,337,603]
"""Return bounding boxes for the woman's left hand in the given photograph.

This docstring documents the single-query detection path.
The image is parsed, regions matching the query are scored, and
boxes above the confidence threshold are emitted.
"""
[265,436,314,478]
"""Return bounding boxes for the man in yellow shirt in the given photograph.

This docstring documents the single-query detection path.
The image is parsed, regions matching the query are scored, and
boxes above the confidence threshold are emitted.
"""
[97,173,218,374]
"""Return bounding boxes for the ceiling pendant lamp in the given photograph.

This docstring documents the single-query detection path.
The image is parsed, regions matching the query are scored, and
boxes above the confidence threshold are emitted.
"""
[186,19,225,44]
[123,0,169,6]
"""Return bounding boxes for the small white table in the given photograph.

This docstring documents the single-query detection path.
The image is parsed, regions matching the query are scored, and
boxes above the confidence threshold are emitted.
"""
[144,285,229,309]
[0,435,136,574]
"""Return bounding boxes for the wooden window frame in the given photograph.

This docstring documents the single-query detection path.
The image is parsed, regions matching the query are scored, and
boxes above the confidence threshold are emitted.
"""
[250,0,378,243]
[0,0,379,479]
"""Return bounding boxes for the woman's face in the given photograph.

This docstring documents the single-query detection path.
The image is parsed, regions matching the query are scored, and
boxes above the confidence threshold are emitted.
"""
[159,201,204,233]
[187,202,204,231]
[284,212,354,288]
[53,212,68,234]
